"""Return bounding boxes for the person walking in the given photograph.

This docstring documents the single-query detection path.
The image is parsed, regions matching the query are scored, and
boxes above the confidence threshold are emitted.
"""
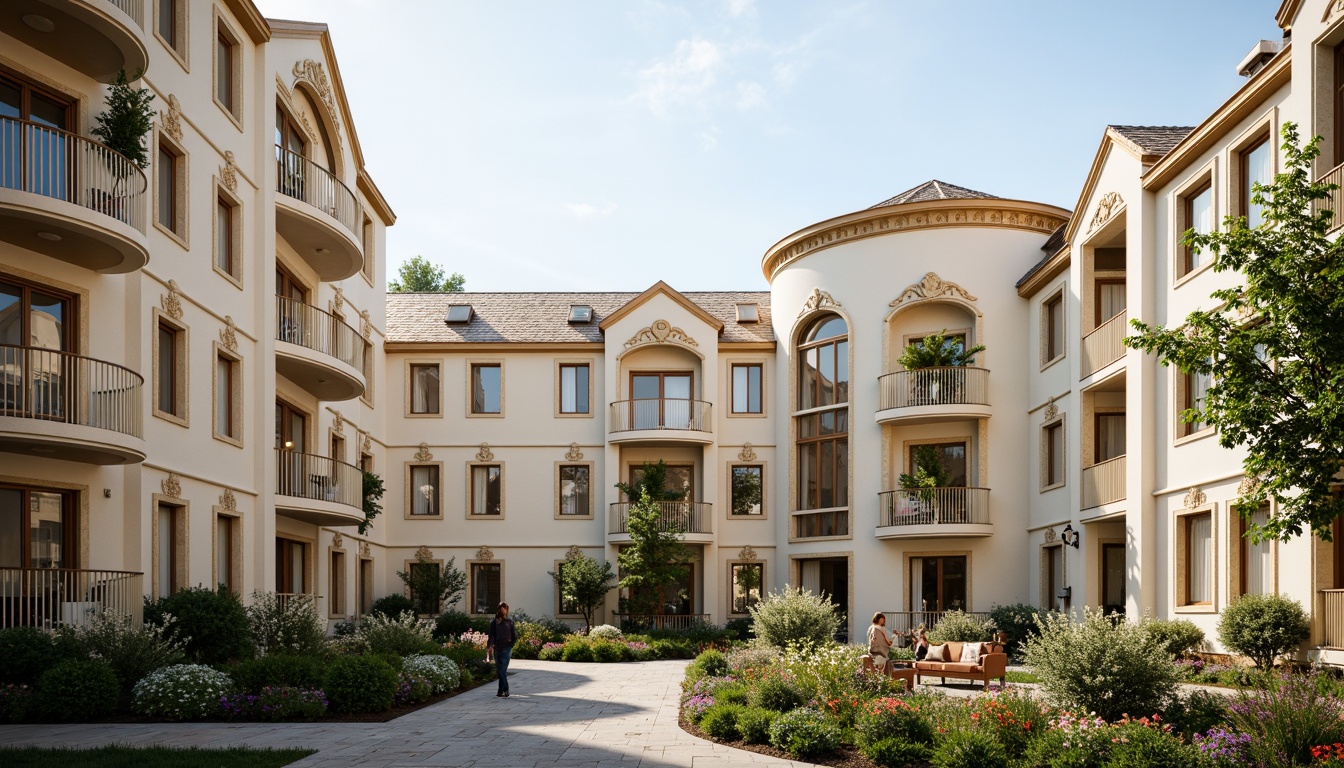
[486,602,516,698]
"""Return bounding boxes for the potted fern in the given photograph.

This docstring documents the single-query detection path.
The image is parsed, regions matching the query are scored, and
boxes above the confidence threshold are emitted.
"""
[897,330,985,405]
[89,69,153,224]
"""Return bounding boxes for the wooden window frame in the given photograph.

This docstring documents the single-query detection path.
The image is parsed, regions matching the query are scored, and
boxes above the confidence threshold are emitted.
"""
[329,547,347,618]
[212,343,243,447]
[405,360,442,417]
[152,309,188,425]
[404,462,443,520]
[1041,542,1064,610]
[730,362,764,415]
[1175,169,1216,283]
[554,558,581,617]
[555,462,594,519]
[357,555,374,616]
[1093,278,1126,326]
[1041,416,1065,491]
[468,361,504,416]
[729,561,764,615]
[154,0,189,68]
[212,10,243,127]
[275,535,313,596]
[154,133,188,246]
[1176,508,1215,611]
[467,462,504,519]
[1042,290,1065,367]
[151,495,188,600]
[1093,411,1126,464]
[1176,365,1215,442]
[213,182,243,286]
[907,553,970,613]
[557,361,592,416]
[468,560,504,616]
[1239,134,1272,222]
[729,463,766,517]
[212,505,242,595]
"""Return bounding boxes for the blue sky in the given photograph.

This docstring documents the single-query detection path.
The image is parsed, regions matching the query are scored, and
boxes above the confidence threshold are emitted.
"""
[257,0,1276,292]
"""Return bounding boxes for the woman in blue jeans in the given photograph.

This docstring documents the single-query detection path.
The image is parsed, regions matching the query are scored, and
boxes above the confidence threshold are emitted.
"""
[486,602,515,698]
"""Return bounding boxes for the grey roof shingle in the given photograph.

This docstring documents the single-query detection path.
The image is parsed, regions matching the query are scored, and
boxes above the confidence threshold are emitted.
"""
[1015,222,1070,289]
[1108,125,1195,157]
[869,180,999,209]
[386,291,774,344]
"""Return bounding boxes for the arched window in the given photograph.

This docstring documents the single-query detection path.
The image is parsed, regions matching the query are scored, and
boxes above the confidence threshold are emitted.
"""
[795,314,849,537]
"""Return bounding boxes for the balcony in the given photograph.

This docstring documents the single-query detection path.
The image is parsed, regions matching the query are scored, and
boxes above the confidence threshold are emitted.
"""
[275,296,366,401]
[608,399,713,444]
[1318,590,1344,649]
[275,146,364,281]
[616,614,711,632]
[875,367,991,425]
[0,0,149,83]
[882,610,991,640]
[0,567,143,630]
[1316,162,1344,235]
[275,448,365,527]
[0,118,148,273]
[1081,311,1127,379]
[875,487,992,539]
[0,344,144,464]
[608,500,713,543]
[1081,455,1126,510]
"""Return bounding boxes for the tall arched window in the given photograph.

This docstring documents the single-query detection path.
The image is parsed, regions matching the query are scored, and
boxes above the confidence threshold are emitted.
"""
[795,314,849,537]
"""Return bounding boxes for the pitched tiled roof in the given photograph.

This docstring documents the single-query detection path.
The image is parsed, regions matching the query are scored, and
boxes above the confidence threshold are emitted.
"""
[1016,222,1070,289]
[869,180,999,209]
[386,291,774,344]
[1108,125,1195,157]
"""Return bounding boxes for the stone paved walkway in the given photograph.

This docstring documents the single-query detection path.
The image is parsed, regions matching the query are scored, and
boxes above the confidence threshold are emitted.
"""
[0,659,817,767]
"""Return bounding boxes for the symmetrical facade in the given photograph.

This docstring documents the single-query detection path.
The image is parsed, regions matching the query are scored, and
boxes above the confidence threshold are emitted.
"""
[6,0,1344,663]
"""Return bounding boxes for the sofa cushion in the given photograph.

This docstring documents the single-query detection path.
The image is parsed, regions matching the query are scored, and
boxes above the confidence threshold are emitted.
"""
[959,643,981,663]
[939,662,981,674]
[945,642,965,660]
[925,644,948,662]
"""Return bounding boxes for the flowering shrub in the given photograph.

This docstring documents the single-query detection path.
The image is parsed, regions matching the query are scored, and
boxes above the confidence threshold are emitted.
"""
[53,610,185,696]
[683,694,714,722]
[1194,727,1254,767]
[1225,673,1344,766]
[403,654,461,693]
[0,683,32,723]
[768,707,840,759]
[781,641,865,703]
[690,649,730,678]
[928,610,995,643]
[589,624,622,640]
[855,695,935,747]
[748,587,840,649]
[968,687,1050,758]
[457,629,489,648]
[1104,719,1199,768]
[931,729,1009,768]
[132,664,234,720]
[539,642,565,661]
[393,675,432,706]
[246,591,327,657]
[852,667,912,698]
[219,686,327,721]
[360,611,437,656]
[725,644,779,675]
[1313,743,1344,766]
[748,674,804,712]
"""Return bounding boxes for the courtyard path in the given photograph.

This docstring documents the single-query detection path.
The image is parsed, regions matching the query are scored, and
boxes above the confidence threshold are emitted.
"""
[0,659,816,767]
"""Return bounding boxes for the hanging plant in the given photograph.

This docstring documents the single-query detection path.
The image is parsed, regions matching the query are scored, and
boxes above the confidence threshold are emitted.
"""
[91,69,154,169]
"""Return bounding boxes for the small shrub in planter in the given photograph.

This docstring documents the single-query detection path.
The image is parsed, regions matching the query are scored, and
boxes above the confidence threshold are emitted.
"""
[931,729,1009,768]
[360,611,438,657]
[1142,618,1205,659]
[863,738,930,768]
[132,664,233,721]
[36,659,119,722]
[144,585,252,664]
[750,675,804,712]
[588,624,622,640]
[370,594,416,619]
[0,684,34,723]
[403,654,460,693]
[324,655,399,713]
[690,649,729,678]
[1218,593,1310,669]
[855,696,935,747]
[699,703,745,740]
[393,674,433,706]
[928,610,995,643]
[748,587,839,649]
[220,686,327,721]
[768,707,841,760]
[228,654,326,694]
[0,627,56,685]
[561,638,594,662]
[736,706,776,745]
[539,642,565,661]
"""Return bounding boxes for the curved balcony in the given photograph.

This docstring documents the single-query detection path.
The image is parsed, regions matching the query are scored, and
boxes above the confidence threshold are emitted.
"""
[608,501,713,543]
[0,118,149,273]
[608,399,713,444]
[875,367,991,425]
[275,296,366,401]
[0,344,144,465]
[0,0,149,83]
[274,448,365,527]
[275,146,363,281]
[876,487,992,539]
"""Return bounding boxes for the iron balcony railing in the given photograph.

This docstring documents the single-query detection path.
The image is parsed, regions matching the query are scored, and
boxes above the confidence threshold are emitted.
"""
[878,366,989,411]
[1081,454,1127,508]
[878,487,991,527]
[0,344,143,438]
[609,398,712,433]
[1081,311,1128,377]
[0,117,147,232]
[1314,162,1344,234]
[275,448,363,510]
[609,501,712,535]
[616,614,711,632]
[275,145,362,240]
[276,295,366,372]
[881,611,993,646]
[0,568,143,630]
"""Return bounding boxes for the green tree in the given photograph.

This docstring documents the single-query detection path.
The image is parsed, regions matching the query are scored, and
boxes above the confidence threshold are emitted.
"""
[396,550,467,615]
[549,550,616,631]
[91,70,154,169]
[615,460,686,502]
[730,466,763,516]
[360,470,384,535]
[617,488,692,616]
[388,255,466,293]
[896,329,985,369]
[1126,123,1344,541]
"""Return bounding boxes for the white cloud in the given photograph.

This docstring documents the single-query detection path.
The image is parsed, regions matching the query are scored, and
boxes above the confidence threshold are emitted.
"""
[632,38,723,117]
[736,81,767,110]
[726,0,756,18]
[698,128,720,151]
[566,202,618,219]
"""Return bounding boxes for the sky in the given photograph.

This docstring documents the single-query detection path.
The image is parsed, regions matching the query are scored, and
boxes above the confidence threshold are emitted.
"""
[255,0,1278,293]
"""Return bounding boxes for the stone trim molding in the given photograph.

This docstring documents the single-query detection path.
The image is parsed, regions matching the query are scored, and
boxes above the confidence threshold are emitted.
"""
[161,280,184,320]
[413,443,433,462]
[219,150,238,192]
[564,442,584,461]
[797,288,841,319]
[159,94,184,141]
[1087,192,1124,234]
[890,272,978,309]
[624,320,699,352]
[291,59,342,147]
[738,443,758,462]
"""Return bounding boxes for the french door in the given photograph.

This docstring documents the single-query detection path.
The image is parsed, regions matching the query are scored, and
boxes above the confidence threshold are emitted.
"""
[630,372,693,429]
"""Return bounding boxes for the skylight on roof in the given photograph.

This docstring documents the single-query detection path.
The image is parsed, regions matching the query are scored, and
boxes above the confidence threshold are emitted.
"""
[568,305,593,324]
[736,303,760,323]
[445,304,473,324]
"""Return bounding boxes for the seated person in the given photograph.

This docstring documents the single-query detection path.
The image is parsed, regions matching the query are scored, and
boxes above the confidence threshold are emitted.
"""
[912,628,930,661]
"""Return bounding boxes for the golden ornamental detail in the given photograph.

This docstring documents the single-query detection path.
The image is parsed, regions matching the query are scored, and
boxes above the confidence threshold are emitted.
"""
[1237,475,1263,497]
[159,94,183,141]
[291,59,342,147]
[566,545,584,560]
[476,443,495,462]
[360,541,370,557]
[738,443,758,462]
[738,546,758,561]
[565,442,584,461]
[1044,527,1058,543]
[1183,486,1207,510]
[1044,397,1059,422]
[413,443,433,462]
[890,272,978,308]
[361,309,373,340]
[218,489,237,511]
[331,532,344,549]
[220,316,238,352]
[161,473,182,499]
[362,434,373,455]
[332,412,344,435]
[475,545,494,562]
[1087,192,1124,234]
[161,279,184,320]
[332,286,345,313]
[798,288,841,319]
[219,150,238,192]
[624,319,699,351]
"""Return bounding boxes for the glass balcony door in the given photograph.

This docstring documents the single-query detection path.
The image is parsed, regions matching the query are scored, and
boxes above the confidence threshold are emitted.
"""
[631,372,692,429]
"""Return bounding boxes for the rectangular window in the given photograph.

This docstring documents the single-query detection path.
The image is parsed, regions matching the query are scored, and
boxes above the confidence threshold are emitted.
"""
[1095,280,1125,325]
[1241,136,1272,228]
[471,562,502,614]
[731,465,764,516]
[558,465,590,516]
[215,352,237,440]
[908,442,968,487]
[157,0,177,48]
[156,143,179,234]
[409,465,440,516]
[1184,513,1212,605]
[157,502,179,597]
[276,537,308,594]
[1102,543,1126,612]
[1096,413,1126,462]
[156,321,180,418]
[471,465,502,516]
[1182,182,1214,275]
[559,364,589,414]
[1043,545,1063,610]
[216,515,234,592]
[215,196,236,277]
[731,562,763,613]
[215,30,236,115]
[358,558,374,615]
[1044,421,1064,488]
[330,549,346,616]
[1181,366,1213,436]
[0,487,75,569]
[909,555,967,612]
[471,364,501,414]
[1241,506,1273,596]
[409,364,440,414]
[732,364,763,414]
[794,510,848,538]
[1044,293,1063,362]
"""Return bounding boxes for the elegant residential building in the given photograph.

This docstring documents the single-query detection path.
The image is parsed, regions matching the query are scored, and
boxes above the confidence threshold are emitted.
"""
[7,0,1344,664]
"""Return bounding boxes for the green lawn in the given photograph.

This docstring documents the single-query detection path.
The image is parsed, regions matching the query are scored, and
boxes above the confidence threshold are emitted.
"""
[1003,670,1041,683]
[0,746,315,767]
